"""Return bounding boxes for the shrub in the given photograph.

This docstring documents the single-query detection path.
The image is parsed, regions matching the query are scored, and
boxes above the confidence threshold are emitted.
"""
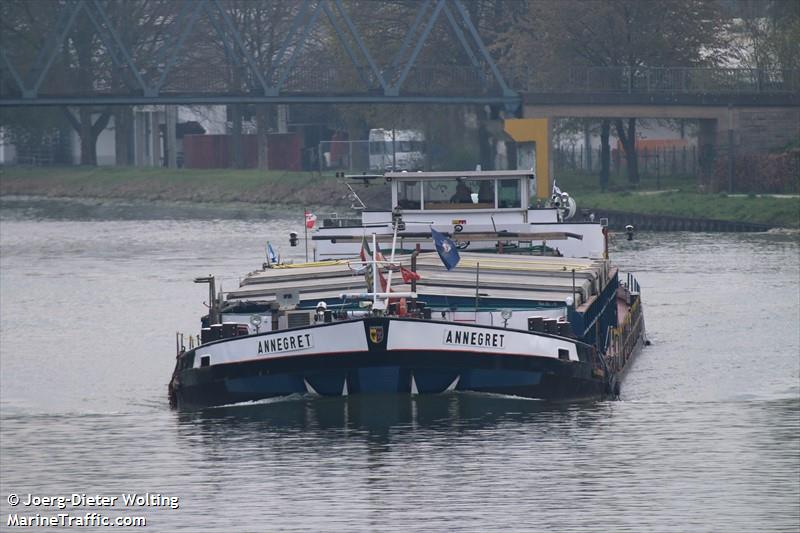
[708,150,800,193]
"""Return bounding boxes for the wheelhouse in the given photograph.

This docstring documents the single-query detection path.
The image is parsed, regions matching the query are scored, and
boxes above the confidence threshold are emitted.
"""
[389,170,534,213]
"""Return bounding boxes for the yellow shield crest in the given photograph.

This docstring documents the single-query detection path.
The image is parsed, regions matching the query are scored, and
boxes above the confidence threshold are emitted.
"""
[369,326,384,344]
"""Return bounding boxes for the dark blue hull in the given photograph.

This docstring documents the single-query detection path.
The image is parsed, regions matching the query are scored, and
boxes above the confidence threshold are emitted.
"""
[172,349,606,410]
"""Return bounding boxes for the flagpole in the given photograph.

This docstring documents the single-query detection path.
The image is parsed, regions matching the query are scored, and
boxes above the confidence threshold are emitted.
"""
[304,210,309,263]
[371,233,380,309]
[384,220,399,294]
[475,261,480,319]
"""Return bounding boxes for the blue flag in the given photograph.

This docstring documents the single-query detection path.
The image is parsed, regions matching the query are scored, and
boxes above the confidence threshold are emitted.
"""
[431,227,460,270]
[267,242,278,264]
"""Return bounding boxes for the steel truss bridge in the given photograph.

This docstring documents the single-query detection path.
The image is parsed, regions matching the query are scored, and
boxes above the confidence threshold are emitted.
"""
[0,0,518,107]
[1,0,797,109]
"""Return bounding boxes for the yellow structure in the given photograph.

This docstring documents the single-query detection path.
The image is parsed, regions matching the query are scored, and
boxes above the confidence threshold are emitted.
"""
[503,118,552,198]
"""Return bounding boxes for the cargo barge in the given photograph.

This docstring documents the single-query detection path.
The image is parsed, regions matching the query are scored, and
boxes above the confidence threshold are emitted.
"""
[169,170,646,409]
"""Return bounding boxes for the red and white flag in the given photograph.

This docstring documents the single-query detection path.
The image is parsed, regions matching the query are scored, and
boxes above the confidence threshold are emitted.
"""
[359,236,388,292]
[304,211,317,229]
[400,266,421,283]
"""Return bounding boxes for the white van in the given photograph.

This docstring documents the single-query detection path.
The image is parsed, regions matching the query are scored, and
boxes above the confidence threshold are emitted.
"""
[368,129,425,171]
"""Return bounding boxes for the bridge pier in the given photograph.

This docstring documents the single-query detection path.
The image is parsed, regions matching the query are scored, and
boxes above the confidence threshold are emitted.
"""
[134,111,146,166]
[151,112,162,168]
[165,106,177,169]
[697,118,718,178]
[134,108,166,167]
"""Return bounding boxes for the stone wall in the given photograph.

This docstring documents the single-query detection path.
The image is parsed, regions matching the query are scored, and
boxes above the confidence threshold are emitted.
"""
[735,107,800,154]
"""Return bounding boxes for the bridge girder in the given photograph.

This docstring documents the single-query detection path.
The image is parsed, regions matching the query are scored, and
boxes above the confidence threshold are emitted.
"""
[0,0,518,107]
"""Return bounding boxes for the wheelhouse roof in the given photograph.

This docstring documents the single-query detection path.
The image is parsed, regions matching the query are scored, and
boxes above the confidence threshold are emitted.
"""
[384,170,535,180]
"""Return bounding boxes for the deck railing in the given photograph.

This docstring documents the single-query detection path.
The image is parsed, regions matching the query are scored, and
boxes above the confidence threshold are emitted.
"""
[605,294,645,374]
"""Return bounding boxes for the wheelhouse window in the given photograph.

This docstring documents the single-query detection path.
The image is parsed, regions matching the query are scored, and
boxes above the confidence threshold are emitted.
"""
[397,180,421,209]
[424,180,457,209]
[473,179,495,206]
[498,179,522,208]
[423,178,495,210]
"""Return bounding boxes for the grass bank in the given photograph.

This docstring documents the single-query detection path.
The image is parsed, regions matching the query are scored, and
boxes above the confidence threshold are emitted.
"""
[0,166,377,206]
[577,191,798,228]
[555,170,799,228]
[1,166,798,228]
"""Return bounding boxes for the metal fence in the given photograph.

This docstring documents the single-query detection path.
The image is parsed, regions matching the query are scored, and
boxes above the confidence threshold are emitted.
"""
[318,139,429,173]
[4,129,70,166]
[555,145,700,179]
[318,140,370,173]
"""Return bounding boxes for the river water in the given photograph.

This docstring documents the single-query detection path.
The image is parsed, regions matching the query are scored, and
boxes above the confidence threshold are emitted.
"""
[1,196,798,532]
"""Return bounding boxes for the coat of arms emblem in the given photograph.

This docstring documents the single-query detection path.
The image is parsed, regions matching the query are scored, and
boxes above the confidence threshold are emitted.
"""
[369,326,384,344]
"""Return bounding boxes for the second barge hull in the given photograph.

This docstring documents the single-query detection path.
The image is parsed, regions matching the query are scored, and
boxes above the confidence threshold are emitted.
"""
[174,352,605,409]
[171,318,607,409]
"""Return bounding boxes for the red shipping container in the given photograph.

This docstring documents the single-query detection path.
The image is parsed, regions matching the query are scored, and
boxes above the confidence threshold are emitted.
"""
[183,133,301,170]
[184,134,230,168]
[267,133,302,171]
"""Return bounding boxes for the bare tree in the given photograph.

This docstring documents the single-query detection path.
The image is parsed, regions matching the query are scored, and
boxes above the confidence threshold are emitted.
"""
[499,0,730,186]
[727,0,800,77]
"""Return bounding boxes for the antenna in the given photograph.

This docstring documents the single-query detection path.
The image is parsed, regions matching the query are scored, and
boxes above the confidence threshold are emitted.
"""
[345,182,367,210]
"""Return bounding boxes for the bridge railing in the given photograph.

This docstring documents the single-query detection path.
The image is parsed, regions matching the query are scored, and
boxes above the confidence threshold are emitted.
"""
[510,66,800,94]
[1,62,505,98]
[4,58,797,102]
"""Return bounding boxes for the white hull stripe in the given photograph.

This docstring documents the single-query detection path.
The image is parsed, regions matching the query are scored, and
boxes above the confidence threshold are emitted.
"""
[194,320,579,368]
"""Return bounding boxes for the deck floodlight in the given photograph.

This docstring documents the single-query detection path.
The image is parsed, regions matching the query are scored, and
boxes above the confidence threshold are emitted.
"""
[249,314,262,334]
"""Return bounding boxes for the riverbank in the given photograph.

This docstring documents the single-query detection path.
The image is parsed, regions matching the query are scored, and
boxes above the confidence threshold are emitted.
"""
[0,166,390,207]
[555,170,799,229]
[1,166,798,228]
[577,191,799,229]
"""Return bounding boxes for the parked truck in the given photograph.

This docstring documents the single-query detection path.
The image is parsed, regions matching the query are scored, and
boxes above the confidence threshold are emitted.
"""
[368,129,425,171]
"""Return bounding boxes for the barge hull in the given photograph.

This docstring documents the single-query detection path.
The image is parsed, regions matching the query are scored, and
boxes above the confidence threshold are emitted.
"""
[172,350,605,410]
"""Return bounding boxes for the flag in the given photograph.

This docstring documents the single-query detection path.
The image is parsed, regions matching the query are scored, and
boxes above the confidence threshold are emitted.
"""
[400,266,421,283]
[431,227,460,270]
[371,239,389,291]
[267,242,278,264]
[305,210,317,229]
[360,235,389,292]
[360,236,374,290]
[374,240,387,263]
